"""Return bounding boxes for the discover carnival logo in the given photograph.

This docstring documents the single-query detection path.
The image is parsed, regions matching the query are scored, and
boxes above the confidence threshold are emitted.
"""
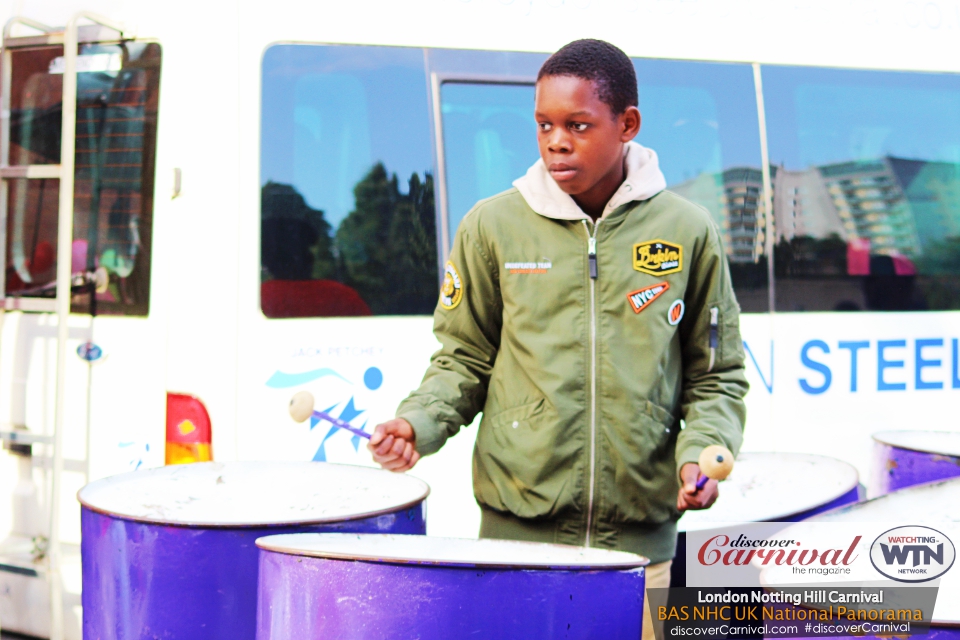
[870,526,956,583]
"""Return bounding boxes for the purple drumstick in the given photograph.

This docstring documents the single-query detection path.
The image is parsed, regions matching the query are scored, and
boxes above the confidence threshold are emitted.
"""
[695,475,709,491]
[312,409,371,440]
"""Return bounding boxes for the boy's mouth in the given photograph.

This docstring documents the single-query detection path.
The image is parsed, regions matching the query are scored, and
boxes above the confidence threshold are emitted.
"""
[548,163,578,182]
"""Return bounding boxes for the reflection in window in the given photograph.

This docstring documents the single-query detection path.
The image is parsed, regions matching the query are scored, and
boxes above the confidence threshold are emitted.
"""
[5,43,161,316]
[260,45,438,318]
[440,82,538,241]
[634,60,766,311]
[764,67,960,311]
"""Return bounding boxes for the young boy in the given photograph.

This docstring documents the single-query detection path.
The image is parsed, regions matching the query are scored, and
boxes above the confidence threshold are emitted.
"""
[369,39,747,638]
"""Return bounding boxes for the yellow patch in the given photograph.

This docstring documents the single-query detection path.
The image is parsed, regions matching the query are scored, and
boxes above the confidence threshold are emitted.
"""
[439,261,464,310]
[177,419,196,436]
[633,239,683,276]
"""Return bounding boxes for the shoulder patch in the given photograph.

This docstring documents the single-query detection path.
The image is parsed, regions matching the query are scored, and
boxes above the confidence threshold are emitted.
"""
[627,282,669,314]
[440,261,464,310]
[633,240,683,276]
[667,299,685,325]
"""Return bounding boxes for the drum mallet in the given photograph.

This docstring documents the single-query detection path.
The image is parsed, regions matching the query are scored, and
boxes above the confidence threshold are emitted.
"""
[289,390,371,440]
[695,445,734,491]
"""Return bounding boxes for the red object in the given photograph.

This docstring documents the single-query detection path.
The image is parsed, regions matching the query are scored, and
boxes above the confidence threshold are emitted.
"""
[166,392,212,445]
[165,392,213,465]
[891,254,917,276]
[261,279,372,318]
[846,238,871,276]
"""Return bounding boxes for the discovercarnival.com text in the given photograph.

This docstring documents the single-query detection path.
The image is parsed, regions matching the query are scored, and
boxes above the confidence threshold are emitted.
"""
[669,622,911,637]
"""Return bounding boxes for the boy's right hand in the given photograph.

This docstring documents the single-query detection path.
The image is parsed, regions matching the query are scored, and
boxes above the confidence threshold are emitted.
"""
[368,419,420,472]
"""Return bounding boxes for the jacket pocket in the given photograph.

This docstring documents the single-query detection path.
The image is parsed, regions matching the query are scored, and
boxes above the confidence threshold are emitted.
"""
[487,398,546,431]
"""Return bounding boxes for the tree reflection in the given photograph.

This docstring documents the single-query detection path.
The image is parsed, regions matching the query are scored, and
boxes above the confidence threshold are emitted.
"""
[261,164,438,317]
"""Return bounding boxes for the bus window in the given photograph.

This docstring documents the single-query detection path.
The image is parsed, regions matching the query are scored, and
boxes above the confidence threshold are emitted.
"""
[440,81,538,243]
[635,59,767,312]
[434,55,766,311]
[763,66,960,312]
[260,45,437,318]
[5,42,161,316]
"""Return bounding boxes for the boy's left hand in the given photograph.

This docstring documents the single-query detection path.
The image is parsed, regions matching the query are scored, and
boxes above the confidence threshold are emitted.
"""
[677,463,719,512]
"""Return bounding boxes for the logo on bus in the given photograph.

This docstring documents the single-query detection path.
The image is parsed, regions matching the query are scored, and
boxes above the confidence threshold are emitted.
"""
[870,525,956,582]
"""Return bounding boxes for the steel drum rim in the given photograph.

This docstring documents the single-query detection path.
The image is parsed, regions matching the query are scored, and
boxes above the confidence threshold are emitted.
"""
[76,461,430,529]
[678,452,860,531]
[872,429,960,457]
[256,532,651,570]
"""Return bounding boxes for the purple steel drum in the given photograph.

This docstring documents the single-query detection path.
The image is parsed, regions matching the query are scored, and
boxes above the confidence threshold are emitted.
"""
[673,453,860,587]
[79,462,428,640]
[871,430,960,496]
[256,533,648,639]
[761,478,960,640]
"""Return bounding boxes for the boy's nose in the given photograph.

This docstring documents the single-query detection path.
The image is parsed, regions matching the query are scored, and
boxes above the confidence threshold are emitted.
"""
[546,130,572,153]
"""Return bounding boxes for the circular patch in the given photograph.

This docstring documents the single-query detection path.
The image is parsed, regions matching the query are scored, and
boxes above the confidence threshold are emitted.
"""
[440,261,463,310]
[667,299,685,325]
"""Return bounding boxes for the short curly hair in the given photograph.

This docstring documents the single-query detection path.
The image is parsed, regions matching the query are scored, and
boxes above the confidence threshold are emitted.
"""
[537,39,638,116]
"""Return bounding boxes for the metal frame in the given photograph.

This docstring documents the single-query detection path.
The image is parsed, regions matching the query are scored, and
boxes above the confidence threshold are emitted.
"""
[429,73,536,264]
[0,13,129,640]
[752,63,776,314]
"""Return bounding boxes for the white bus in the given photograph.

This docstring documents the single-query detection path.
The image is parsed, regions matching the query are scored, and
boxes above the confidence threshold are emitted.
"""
[1,0,959,637]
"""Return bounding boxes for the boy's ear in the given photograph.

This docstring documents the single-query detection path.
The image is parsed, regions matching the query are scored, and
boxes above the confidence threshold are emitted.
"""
[620,106,641,142]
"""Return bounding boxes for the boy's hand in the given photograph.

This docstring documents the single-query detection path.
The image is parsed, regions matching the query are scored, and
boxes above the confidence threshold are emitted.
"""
[677,463,719,512]
[367,419,420,472]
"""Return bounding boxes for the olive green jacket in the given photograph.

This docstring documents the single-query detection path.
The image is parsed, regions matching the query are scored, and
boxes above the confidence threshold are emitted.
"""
[397,143,748,563]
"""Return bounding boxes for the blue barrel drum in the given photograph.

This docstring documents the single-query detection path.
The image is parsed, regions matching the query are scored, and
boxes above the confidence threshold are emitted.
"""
[256,533,649,639]
[79,462,428,640]
[673,452,860,587]
[871,430,960,496]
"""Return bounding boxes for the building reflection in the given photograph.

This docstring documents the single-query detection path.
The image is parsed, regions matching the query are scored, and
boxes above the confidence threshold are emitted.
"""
[672,157,960,311]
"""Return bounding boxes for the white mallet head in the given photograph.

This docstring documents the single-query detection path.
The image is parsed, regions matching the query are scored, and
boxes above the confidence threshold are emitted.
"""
[698,445,734,481]
[289,390,315,423]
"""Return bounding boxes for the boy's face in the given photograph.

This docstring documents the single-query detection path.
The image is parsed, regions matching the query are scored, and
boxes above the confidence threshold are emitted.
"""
[534,75,640,198]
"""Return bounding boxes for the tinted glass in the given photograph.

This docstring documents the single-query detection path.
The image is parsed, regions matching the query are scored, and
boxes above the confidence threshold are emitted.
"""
[260,45,437,318]
[435,55,766,311]
[5,43,161,316]
[764,66,960,311]
[441,82,537,240]
[636,59,766,312]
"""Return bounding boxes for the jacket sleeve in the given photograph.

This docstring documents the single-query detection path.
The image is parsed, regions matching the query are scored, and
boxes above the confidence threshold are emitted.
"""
[396,212,502,455]
[675,219,749,474]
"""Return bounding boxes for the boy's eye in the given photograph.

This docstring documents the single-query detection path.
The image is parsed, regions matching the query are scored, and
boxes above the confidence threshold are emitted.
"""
[570,123,588,132]
[538,122,553,133]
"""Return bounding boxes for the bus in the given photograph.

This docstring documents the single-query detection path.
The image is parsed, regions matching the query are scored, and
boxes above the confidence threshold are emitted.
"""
[1,0,959,636]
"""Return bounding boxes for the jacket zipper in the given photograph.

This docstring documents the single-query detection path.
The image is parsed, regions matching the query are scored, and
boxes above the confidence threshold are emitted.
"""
[582,219,600,546]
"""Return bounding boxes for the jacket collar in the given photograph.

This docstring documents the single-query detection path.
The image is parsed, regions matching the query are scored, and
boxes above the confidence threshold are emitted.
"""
[512,141,667,222]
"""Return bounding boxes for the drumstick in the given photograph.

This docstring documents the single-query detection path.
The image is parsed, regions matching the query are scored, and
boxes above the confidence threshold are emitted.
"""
[289,391,371,440]
[695,445,734,491]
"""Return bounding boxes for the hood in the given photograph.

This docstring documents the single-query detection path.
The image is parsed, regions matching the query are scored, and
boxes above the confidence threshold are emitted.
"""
[512,141,667,221]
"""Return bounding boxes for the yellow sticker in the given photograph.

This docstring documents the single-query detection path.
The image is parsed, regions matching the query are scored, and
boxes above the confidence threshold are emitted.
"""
[177,419,196,436]
[633,239,683,276]
[439,261,464,310]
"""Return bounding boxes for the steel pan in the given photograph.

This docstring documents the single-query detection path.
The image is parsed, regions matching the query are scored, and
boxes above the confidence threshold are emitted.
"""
[871,430,960,496]
[256,533,648,639]
[673,452,860,587]
[80,462,428,640]
[761,478,960,640]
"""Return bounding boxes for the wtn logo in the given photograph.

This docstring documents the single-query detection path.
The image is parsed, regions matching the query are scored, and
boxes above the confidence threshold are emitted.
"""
[880,542,944,567]
[870,526,956,583]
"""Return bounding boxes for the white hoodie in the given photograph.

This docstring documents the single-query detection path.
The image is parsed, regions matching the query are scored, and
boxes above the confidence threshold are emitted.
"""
[512,141,667,221]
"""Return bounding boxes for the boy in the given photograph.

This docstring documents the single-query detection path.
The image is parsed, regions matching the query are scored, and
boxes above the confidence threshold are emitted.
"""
[369,39,747,638]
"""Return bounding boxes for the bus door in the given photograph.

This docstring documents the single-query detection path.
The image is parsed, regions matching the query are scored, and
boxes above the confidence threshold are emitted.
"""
[0,15,164,640]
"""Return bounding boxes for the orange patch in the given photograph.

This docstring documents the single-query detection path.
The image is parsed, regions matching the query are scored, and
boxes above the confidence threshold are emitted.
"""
[626,282,669,314]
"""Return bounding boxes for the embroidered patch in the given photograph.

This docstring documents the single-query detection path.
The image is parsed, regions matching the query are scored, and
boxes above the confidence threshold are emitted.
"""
[667,299,685,325]
[439,261,463,310]
[627,282,669,314]
[633,240,683,276]
[504,259,552,274]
